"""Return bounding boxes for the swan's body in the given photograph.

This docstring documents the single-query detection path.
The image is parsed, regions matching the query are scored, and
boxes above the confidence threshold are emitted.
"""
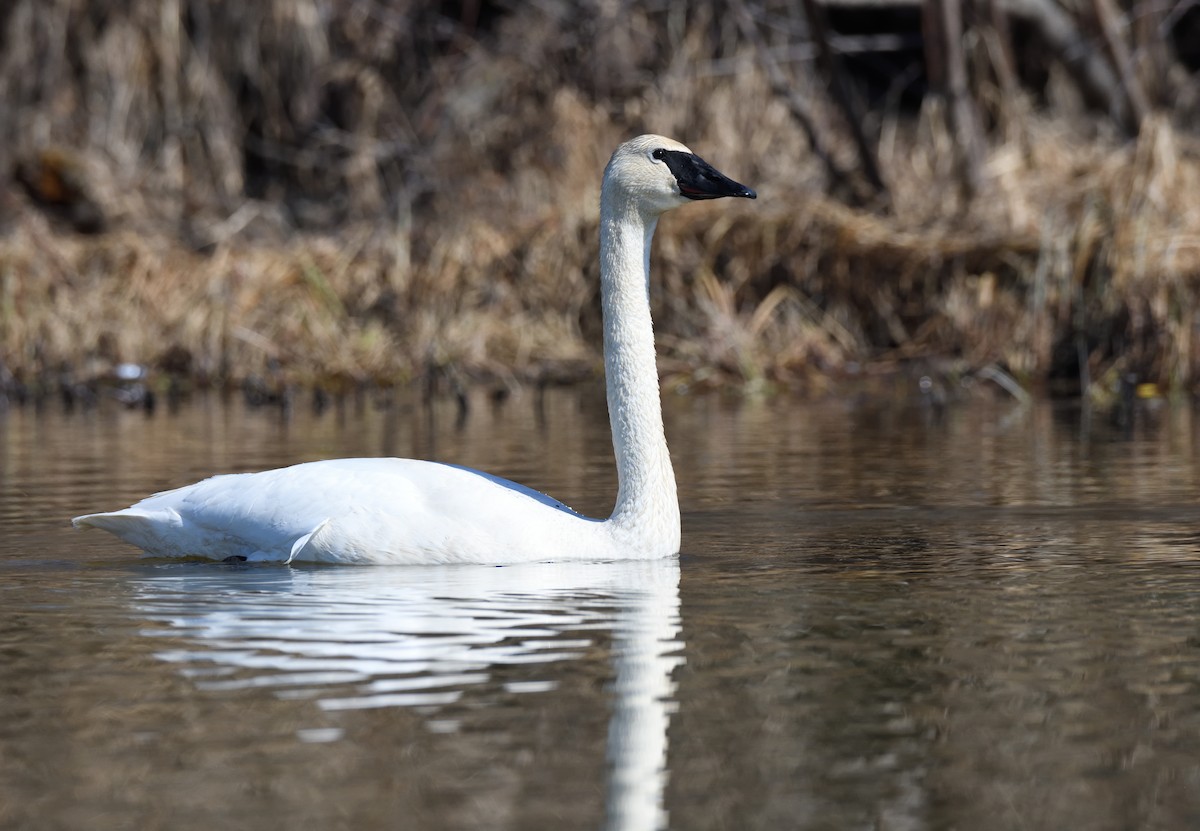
[73,135,755,564]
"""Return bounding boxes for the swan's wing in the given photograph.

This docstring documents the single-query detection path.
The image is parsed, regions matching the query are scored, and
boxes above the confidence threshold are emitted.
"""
[436,462,577,513]
[281,460,593,564]
[73,458,594,563]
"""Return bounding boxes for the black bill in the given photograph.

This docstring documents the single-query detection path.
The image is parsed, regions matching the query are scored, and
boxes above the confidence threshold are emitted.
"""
[658,149,757,200]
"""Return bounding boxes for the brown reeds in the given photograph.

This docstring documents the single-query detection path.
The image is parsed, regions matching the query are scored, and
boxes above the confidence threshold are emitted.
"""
[1,0,1199,402]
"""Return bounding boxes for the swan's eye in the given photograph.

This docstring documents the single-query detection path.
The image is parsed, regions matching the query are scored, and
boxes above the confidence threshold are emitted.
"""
[652,148,666,161]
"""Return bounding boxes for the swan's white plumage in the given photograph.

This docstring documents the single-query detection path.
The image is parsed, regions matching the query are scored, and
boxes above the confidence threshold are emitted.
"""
[79,459,604,564]
[73,134,754,564]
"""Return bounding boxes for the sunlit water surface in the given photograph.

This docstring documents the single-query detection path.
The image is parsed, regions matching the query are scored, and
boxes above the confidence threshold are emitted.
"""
[2,389,1199,830]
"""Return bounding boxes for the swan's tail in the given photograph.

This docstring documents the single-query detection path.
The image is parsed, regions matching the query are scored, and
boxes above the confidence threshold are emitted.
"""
[72,508,188,556]
[73,511,126,531]
[73,507,294,562]
[73,508,165,533]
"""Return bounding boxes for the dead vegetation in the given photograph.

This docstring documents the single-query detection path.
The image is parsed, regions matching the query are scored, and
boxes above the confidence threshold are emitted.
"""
[1,0,1199,402]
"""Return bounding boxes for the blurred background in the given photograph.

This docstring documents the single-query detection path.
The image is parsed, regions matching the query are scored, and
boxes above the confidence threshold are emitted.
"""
[1,0,1198,402]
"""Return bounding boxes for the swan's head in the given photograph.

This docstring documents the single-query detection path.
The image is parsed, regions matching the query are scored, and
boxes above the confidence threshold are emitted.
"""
[603,134,756,215]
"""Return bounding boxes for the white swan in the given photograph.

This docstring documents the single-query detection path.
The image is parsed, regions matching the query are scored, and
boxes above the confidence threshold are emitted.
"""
[72,135,756,564]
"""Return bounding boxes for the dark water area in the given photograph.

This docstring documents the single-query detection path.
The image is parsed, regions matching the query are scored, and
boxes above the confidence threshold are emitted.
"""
[2,389,1199,830]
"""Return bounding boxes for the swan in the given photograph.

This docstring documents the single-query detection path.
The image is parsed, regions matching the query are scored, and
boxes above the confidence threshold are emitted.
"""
[72,135,756,564]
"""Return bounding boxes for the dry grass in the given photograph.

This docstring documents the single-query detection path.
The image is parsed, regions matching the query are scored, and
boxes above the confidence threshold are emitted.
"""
[1,0,1199,401]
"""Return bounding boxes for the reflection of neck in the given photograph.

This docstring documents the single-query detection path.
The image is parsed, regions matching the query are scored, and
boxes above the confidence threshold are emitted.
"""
[603,560,683,831]
[598,189,680,555]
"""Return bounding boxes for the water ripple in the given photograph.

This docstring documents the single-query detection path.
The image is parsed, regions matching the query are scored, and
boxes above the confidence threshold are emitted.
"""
[132,560,682,712]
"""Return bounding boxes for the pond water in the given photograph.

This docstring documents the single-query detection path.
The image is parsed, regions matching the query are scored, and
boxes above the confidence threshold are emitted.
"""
[2,387,1199,830]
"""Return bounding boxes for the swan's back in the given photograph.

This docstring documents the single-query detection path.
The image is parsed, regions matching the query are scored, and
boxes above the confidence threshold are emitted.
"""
[75,458,602,565]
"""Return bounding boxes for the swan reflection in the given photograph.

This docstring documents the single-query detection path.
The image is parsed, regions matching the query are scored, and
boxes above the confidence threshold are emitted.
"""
[131,558,682,830]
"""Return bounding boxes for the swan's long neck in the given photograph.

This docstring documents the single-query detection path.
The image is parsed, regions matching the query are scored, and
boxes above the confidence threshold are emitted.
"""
[599,190,680,554]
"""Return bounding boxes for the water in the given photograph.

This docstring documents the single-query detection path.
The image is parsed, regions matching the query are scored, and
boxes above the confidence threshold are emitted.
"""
[2,389,1199,830]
